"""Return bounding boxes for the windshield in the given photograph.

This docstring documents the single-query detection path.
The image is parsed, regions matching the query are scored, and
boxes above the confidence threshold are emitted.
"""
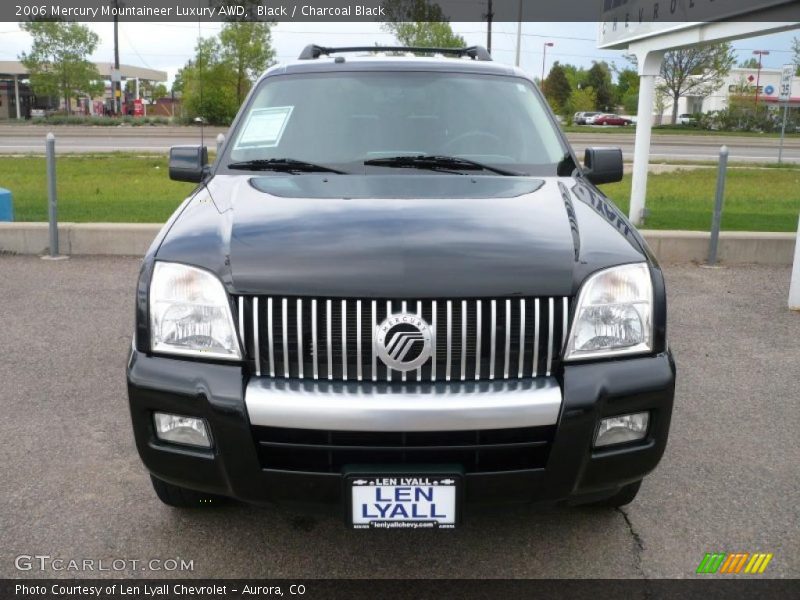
[223,70,570,176]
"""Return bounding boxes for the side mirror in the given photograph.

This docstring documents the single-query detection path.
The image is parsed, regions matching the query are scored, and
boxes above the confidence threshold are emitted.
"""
[583,147,623,185]
[169,145,208,183]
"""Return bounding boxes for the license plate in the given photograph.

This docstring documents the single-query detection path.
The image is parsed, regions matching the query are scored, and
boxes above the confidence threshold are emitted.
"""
[348,474,459,529]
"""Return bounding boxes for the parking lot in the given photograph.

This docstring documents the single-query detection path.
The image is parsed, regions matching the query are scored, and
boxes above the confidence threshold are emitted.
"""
[1,256,798,579]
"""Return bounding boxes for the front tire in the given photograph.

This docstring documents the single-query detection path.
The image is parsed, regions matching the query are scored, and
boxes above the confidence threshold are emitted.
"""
[150,475,225,508]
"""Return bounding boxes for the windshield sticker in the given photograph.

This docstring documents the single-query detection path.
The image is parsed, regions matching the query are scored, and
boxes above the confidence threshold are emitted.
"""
[235,106,293,149]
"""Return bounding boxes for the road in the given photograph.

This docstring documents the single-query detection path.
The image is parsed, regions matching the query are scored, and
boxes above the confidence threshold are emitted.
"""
[1,256,798,579]
[1,125,799,163]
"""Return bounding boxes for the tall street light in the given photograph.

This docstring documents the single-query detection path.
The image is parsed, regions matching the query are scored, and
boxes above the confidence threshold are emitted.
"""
[541,42,554,83]
[753,50,770,109]
[514,0,523,67]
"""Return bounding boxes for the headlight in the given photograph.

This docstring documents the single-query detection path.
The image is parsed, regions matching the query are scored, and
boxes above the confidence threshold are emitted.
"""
[564,263,653,361]
[149,262,242,360]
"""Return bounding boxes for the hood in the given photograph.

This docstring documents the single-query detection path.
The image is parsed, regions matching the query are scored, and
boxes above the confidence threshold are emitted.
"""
[156,174,646,298]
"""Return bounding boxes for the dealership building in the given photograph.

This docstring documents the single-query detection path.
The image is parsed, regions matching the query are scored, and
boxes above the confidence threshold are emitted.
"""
[0,60,167,119]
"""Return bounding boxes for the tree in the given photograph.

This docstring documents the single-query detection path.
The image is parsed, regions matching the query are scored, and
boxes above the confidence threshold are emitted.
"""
[179,38,239,125]
[562,64,588,92]
[382,0,465,48]
[565,86,597,121]
[654,86,669,126]
[613,68,639,115]
[542,62,571,113]
[586,62,614,112]
[658,44,735,124]
[793,36,800,76]
[219,22,275,106]
[19,21,101,115]
[738,57,760,69]
[615,68,639,102]
[151,83,168,101]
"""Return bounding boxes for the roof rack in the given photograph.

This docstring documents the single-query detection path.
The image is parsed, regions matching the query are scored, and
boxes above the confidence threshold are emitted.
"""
[298,45,492,62]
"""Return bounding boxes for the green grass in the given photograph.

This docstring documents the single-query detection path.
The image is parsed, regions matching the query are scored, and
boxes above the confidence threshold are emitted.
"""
[599,167,800,232]
[563,125,800,137]
[2,154,799,231]
[1,154,195,222]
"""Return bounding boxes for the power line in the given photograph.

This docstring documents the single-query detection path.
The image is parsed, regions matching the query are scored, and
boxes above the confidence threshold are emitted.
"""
[120,26,154,69]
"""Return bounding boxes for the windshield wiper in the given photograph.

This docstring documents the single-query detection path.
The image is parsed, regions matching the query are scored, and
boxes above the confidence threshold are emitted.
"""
[227,158,346,174]
[364,155,522,176]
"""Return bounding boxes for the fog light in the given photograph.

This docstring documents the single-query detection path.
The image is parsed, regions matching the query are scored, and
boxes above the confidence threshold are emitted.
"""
[594,412,649,448]
[153,412,211,448]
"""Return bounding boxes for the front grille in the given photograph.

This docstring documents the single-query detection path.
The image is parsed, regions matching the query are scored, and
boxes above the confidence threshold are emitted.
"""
[252,425,555,473]
[235,296,570,382]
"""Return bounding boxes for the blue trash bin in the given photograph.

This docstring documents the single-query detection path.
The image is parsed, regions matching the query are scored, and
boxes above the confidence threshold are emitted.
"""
[0,187,13,221]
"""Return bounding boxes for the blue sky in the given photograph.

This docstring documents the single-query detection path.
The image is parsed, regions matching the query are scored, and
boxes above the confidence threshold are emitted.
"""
[1,21,797,84]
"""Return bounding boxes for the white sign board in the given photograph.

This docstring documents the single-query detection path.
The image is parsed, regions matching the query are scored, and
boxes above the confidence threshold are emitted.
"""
[598,0,797,48]
[779,64,794,102]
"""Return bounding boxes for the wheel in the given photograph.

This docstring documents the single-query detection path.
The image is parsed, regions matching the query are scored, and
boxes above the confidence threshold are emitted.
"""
[150,475,225,508]
[586,480,642,508]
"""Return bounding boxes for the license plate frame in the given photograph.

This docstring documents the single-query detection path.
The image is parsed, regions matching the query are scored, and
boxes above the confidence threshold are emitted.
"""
[345,469,462,530]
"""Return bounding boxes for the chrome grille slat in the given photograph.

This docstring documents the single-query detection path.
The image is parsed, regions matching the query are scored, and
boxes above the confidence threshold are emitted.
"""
[504,298,511,380]
[546,297,554,376]
[356,300,363,382]
[430,300,437,382]
[460,300,467,381]
[416,300,423,381]
[401,301,407,382]
[281,298,289,379]
[253,297,261,377]
[371,300,377,382]
[533,298,540,378]
[238,296,245,351]
[341,300,348,381]
[474,300,482,380]
[326,299,333,380]
[267,297,275,377]
[312,299,318,380]
[386,300,392,382]
[445,300,452,381]
[242,295,569,383]
[296,299,303,379]
[489,300,497,380]
[518,299,525,378]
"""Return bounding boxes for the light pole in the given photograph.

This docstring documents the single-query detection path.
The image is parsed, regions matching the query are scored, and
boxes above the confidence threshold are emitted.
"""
[541,42,554,83]
[514,0,523,67]
[753,50,770,109]
[485,0,494,54]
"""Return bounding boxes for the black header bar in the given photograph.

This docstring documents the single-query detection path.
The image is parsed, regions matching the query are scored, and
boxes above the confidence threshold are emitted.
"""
[3,0,799,22]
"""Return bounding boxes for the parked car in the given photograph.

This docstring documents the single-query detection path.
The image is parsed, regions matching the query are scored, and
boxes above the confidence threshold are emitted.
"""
[593,114,633,126]
[128,45,675,528]
[677,113,697,126]
[574,111,602,125]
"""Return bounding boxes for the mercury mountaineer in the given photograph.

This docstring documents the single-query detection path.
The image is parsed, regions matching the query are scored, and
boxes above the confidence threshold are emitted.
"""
[127,45,675,528]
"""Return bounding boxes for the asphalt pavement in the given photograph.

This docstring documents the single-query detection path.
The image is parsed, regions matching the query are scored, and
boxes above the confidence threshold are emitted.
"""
[1,125,799,163]
[0,256,798,579]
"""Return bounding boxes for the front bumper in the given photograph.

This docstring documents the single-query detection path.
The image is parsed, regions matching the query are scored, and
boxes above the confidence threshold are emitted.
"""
[127,349,675,509]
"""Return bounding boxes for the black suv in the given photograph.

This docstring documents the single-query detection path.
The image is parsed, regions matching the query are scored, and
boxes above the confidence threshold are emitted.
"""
[128,46,674,528]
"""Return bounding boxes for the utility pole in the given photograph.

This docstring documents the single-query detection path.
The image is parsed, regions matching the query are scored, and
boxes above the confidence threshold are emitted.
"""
[485,0,494,54]
[541,42,554,83]
[514,0,523,67]
[753,50,770,110]
[113,0,121,115]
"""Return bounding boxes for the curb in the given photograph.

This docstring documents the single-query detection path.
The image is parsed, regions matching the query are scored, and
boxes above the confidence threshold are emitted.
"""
[0,223,796,265]
[0,222,161,257]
